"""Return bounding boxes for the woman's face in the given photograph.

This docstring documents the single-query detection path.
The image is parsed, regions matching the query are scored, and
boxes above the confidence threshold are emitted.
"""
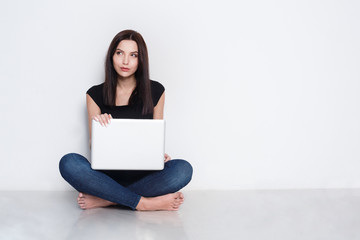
[112,40,139,79]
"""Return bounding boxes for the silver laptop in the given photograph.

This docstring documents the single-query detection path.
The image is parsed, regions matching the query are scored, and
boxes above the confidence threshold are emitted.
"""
[91,119,165,170]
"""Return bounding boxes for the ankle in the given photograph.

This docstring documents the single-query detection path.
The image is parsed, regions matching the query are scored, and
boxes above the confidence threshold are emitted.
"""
[136,197,148,210]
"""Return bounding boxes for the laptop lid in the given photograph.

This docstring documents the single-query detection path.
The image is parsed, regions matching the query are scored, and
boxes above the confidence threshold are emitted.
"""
[91,119,165,170]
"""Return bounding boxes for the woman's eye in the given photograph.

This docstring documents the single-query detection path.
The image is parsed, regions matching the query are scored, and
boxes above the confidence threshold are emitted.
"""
[116,51,123,55]
[131,54,138,57]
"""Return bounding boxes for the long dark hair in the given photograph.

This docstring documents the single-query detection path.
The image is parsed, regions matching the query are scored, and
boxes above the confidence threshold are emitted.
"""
[103,30,153,115]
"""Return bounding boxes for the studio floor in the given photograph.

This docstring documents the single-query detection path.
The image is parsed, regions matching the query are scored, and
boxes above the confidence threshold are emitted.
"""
[1,189,360,240]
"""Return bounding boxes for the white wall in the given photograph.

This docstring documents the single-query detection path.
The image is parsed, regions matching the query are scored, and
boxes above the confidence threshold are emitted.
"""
[1,0,359,191]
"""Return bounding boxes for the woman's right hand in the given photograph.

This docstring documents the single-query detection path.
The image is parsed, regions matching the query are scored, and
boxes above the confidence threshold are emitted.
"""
[93,113,112,127]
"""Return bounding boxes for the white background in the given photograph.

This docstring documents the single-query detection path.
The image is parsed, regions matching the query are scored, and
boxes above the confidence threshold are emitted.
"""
[1,0,359,191]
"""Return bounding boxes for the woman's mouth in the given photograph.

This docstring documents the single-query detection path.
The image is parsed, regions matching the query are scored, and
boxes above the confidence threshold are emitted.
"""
[120,67,130,72]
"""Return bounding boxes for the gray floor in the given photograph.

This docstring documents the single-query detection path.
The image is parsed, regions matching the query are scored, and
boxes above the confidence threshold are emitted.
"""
[1,189,360,240]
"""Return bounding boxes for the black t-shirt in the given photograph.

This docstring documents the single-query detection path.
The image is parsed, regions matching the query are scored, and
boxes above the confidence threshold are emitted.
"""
[86,80,165,119]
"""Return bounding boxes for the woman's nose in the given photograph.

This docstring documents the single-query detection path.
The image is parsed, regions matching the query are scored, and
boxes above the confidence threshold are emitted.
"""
[123,55,129,65]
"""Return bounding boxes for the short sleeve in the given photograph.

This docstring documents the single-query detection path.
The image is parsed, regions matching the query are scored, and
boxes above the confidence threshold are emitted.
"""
[150,80,165,106]
[86,83,104,108]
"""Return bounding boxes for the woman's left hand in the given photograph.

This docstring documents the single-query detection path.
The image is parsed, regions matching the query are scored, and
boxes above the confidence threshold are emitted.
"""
[164,153,171,162]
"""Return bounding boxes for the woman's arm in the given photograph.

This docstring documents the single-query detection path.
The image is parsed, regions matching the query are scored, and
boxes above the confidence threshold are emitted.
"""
[153,92,165,120]
[86,94,112,141]
[153,92,171,162]
[86,94,100,136]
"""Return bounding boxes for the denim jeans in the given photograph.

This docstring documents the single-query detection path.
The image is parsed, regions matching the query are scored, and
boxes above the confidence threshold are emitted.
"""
[59,153,193,210]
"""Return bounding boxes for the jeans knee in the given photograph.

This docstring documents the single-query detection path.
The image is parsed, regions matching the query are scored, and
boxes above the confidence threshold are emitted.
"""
[59,153,86,179]
[178,160,193,185]
[168,159,193,188]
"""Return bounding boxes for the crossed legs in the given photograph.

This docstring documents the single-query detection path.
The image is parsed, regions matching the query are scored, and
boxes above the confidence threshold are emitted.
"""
[59,153,193,211]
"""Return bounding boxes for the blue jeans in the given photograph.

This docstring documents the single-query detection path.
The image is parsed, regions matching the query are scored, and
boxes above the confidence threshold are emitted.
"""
[59,153,193,210]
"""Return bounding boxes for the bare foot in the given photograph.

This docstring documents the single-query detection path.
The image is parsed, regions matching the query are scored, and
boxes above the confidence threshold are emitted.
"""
[77,192,116,210]
[136,192,185,211]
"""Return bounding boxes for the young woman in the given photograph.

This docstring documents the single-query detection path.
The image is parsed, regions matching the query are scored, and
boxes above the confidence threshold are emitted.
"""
[59,30,193,211]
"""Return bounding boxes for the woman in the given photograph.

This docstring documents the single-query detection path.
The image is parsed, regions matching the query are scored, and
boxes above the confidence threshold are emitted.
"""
[59,30,193,211]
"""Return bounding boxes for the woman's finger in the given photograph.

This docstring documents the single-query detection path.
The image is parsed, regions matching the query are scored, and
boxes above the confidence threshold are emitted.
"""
[164,153,171,162]
[93,115,104,126]
[105,114,111,124]
[93,113,111,127]
[100,114,108,126]
[166,153,171,160]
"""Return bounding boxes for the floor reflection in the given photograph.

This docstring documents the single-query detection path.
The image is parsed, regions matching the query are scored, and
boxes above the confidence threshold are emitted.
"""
[66,206,189,240]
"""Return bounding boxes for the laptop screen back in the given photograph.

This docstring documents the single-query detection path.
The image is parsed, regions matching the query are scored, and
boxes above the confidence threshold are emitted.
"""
[91,119,165,170]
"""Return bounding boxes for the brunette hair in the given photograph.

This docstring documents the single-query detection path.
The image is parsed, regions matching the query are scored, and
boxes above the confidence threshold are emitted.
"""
[103,30,153,115]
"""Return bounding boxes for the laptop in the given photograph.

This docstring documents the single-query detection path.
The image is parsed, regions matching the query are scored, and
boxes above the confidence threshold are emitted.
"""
[91,119,165,170]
